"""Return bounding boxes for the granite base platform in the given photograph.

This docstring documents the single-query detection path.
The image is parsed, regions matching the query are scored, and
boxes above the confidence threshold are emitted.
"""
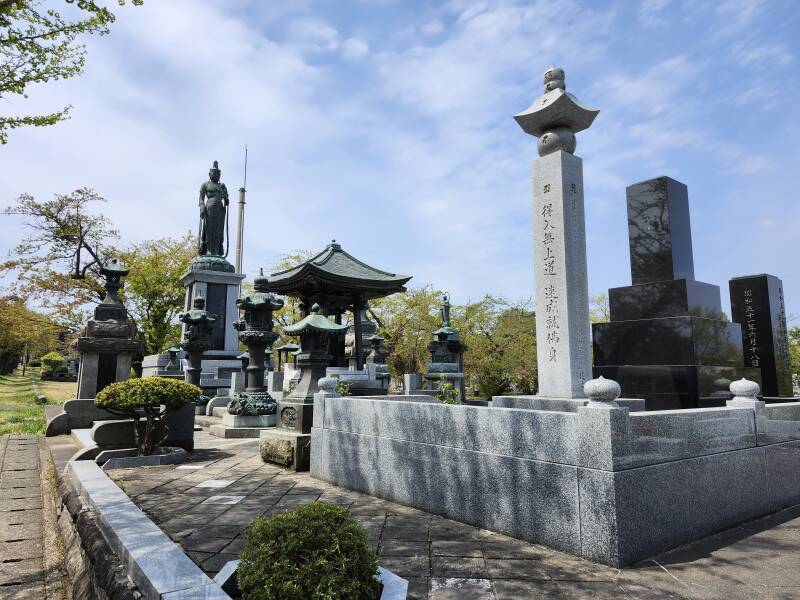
[311,394,800,567]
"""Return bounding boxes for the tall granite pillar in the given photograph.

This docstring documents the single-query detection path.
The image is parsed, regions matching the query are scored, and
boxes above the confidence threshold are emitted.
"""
[729,274,794,398]
[514,67,599,398]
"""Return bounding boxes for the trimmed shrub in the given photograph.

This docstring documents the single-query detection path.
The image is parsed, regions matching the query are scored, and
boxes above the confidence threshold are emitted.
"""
[435,380,459,404]
[95,377,200,455]
[238,502,380,600]
[40,351,65,372]
[29,358,42,367]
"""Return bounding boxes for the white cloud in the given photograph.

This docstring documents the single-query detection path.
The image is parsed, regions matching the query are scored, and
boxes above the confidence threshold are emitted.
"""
[341,37,369,60]
[639,0,671,25]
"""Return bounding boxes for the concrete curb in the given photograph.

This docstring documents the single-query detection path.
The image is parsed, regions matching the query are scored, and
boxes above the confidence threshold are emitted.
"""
[67,460,230,599]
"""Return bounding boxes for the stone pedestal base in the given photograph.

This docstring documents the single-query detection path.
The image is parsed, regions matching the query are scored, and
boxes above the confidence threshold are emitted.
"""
[276,401,314,433]
[260,429,311,471]
[209,424,271,439]
[221,414,276,428]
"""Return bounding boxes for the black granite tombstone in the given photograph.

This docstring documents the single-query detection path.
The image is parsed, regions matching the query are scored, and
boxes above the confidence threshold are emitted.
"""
[729,274,793,398]
[205,282,227,350]
[593,176,760,410]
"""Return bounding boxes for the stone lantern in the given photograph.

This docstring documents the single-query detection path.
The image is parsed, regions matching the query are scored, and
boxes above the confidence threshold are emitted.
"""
[260,303,348,472]
[227,270,284,417]
[74,258,144,399]
[179,297,216,386]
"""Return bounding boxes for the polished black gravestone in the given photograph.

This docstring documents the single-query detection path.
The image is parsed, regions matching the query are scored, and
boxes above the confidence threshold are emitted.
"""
[729,274,794,398]
[593,176,759,410]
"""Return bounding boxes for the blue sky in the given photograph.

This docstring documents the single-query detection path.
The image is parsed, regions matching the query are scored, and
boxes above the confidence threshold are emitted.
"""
[2,0,799,320]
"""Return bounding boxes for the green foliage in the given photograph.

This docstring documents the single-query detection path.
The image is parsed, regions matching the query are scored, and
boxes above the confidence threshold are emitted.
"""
[238,502,380,600]
[370,285,443,378]
[590,293,610,324]
[28,358,41,367]
[95,377,198,411]
[270,250,316,345]
[118,234,196,354]
[0,0,142,144]
[335,378,351,397]
[789,325,800,382]
[95,377,199,455]
[0,295,59,374]
[3,189,196,357]
[40,350,64,371]
[435,380,459,404]
[2,189,118,327]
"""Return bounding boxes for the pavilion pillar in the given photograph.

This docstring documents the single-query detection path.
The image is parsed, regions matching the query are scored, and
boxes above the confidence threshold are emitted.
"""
[353,296,364,371]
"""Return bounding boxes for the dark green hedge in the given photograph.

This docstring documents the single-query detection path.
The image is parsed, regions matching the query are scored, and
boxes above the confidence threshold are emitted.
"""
[238,502,380,600]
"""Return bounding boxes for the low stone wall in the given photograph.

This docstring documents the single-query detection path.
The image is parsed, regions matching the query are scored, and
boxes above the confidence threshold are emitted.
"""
[311,394,800,567]
[56,476,143,599]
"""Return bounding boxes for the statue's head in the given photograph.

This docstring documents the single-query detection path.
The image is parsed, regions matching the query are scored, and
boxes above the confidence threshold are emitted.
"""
[209,160,221,183]
[193,296,206,309]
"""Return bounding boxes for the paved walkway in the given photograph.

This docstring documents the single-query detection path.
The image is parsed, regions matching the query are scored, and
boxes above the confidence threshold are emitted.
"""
[0,434,63,599]
[104,429,800,600]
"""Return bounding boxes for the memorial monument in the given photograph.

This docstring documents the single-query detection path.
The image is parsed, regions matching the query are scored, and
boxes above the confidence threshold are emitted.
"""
[260,304,348,471]
[46,259,145,435]
[422,293,466,401]
[210,270,285,438]
[592,176,760,409]
[730,274,794,399]
[75,259,144,399]
[142,161,245,390]
[513,66,597,399]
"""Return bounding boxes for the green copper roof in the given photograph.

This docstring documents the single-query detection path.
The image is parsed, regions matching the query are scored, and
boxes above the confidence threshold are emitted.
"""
[284,304,350,335]
[268,241,411,298]
[274,342,300,351]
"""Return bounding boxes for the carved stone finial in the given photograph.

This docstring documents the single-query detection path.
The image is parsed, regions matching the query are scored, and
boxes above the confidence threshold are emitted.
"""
[543,66,565,92]
[584,375,621,407]
[514,66,599,158]
[730,377,760,400]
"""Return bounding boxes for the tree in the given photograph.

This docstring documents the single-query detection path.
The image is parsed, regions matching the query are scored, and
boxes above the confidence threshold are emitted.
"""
[118,234,195,355]
[369,286,443,378]
[269,250,316,345]
[2,188,118,326]
[0,295,59,374]
[2,189,195,356]
[789,325,800,385]
[590,293,610,323]
[456,297,537,398]
[0,0,141,144]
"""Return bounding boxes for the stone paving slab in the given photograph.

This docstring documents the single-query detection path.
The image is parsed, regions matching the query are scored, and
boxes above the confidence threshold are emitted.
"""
[105,429,800,599]
[0,435,47,598]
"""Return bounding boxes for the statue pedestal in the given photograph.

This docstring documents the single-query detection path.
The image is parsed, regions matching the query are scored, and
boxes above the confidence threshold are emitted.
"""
[143,261,245,391]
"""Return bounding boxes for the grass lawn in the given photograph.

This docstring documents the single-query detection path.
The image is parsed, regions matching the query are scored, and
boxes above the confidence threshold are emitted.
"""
[0,368,74,436]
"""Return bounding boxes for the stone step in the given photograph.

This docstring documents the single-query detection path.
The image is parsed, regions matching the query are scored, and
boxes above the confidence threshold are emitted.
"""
[71,428,96,450]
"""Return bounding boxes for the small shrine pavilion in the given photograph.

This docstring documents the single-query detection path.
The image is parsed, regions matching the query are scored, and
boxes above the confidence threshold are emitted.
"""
[267,241,411,370]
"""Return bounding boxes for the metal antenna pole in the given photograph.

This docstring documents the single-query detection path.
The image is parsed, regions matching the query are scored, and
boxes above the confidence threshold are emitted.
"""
[235,145,247,274]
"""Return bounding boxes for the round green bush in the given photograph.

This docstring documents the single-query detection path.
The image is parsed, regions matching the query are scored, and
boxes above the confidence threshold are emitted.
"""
[29,358,42,367]
[238,502,380,600]
[95,377,199,411]
[40,351,65,372]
